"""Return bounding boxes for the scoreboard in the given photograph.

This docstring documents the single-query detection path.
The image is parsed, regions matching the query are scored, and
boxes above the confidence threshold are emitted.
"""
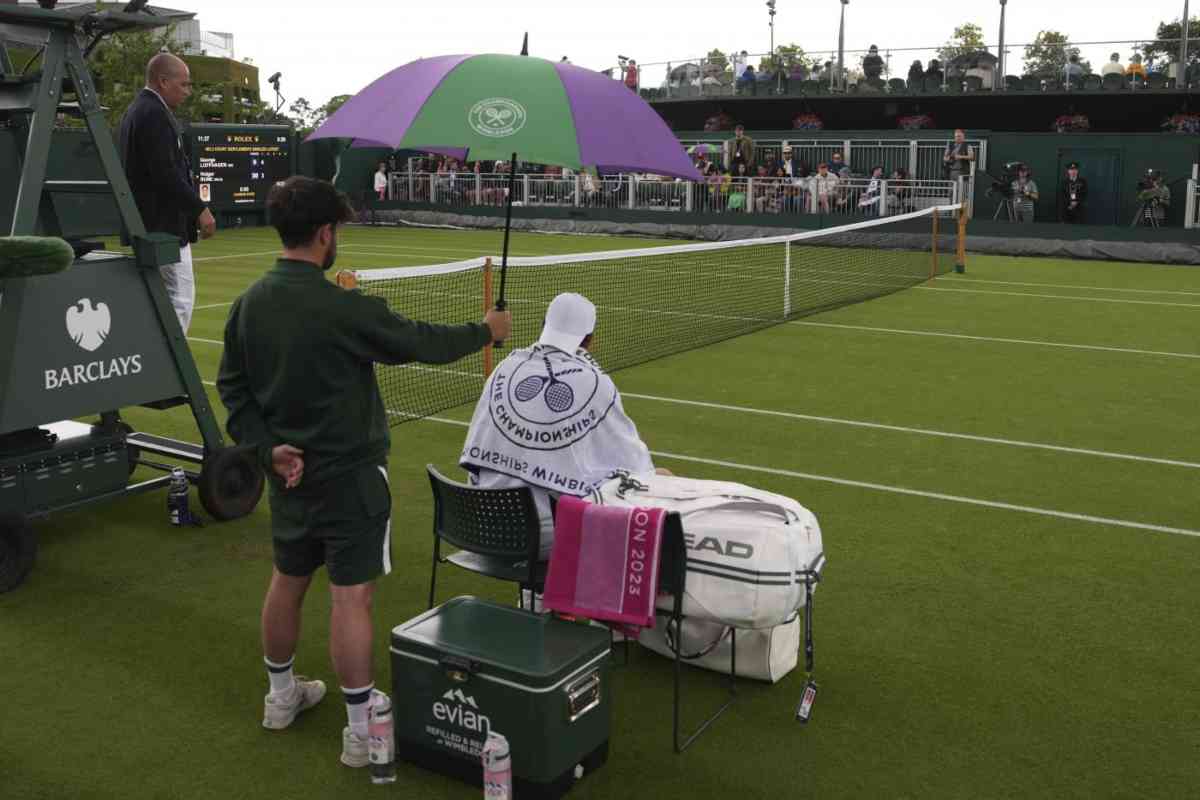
[190,124,294,209]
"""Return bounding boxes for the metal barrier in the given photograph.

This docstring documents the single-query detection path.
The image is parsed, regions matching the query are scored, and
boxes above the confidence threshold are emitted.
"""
[385,172,959,220]
[681,137,988,183]
[1186,178,1199,230]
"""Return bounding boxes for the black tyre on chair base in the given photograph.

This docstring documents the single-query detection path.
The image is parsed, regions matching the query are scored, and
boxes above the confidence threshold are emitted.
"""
[0,516,36,593]
[198,446,264,521]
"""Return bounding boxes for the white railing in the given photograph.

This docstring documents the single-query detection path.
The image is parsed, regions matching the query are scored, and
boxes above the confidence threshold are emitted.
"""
[681,137,988,183]
[383,172,960,220]
[1186,178,1199,230]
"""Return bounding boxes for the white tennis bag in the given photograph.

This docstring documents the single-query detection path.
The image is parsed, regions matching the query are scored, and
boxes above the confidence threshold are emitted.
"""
[593,473,826,630]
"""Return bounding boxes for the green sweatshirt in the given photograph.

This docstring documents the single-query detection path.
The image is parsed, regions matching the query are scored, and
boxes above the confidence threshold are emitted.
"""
[217,258,492,488]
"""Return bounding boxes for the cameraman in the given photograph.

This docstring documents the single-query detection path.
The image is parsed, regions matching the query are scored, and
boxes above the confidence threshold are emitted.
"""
[1136,171,1171,226]
[1010,164,1039,223]
[1060,162,1087,224]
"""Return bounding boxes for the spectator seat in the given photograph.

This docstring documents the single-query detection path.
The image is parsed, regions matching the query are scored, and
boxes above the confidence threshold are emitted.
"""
[1101,72,1125,91]
[964,75,984,92]
[1004,74,1023,91]
[1082,74,1102,91]
[1147,72,1167,90]
[888,78,907,94]
[922,76,943,93]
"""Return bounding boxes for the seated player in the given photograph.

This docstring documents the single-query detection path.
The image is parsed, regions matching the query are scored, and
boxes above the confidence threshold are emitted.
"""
[459,293,660,560]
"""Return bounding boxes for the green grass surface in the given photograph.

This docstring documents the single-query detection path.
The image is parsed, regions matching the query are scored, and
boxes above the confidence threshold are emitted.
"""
[3,224,1199,799]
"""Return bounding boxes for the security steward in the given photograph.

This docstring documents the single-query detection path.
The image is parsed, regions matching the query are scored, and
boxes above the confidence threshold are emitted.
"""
[1061,161,1088,224]
[216,176,512,768]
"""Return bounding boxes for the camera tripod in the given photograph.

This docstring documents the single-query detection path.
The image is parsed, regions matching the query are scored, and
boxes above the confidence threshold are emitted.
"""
[1131,201,1162,228]
[991,195,1017,222]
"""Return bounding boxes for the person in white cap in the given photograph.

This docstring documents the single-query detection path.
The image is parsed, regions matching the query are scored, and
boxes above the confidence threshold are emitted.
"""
[459,293,659,562]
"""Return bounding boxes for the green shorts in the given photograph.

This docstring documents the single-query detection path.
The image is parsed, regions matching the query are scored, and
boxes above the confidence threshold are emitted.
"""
[268,463,392,586]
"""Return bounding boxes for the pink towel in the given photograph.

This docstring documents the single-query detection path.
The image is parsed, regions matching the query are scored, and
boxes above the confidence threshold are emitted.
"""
[543,495,665,632]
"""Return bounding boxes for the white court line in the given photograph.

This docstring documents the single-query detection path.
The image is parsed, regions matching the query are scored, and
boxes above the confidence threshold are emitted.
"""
[621,393,1200,470]
[188,337,223,346]
[194,302,232,310]
[791,321,1200,360]
[420,415,1200,539]
[917,285,1200,308]
[193,250,279,263]
[937,276,1200,297]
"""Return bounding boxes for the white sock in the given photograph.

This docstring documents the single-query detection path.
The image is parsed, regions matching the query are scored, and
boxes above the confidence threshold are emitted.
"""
[265,656,295,695]
[343,683,374,738]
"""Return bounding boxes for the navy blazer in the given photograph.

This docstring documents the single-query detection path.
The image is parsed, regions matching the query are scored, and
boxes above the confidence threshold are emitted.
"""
[118,88,206,245]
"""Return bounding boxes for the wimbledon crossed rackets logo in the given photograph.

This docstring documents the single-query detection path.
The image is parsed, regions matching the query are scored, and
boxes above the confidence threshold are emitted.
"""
[467,97,527,138]
[513,355,584,413]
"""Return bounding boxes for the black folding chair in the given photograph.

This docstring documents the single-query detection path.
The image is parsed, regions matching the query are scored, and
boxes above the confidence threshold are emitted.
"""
[426,465,547,611]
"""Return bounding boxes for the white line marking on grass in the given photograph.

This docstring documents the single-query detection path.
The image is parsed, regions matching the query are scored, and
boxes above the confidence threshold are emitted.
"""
[194,301,233,310]
[917,286,1200,308]
[188,337,224,346]
[791,321,1200,360]
[621,393,1200,470]
[202,380,215,387]
[648,451,1200,539]
[417,415,1200,539]
[937,276,1200,297]
[193,250,279,262]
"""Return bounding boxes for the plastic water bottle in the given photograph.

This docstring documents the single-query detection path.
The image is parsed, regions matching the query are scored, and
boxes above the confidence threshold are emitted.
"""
[167,468,189,526]
[368,694,397,784]
[482,731,512,800]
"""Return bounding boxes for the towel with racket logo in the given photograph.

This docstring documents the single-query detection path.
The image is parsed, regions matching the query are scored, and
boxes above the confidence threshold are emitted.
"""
[459,344,654,496]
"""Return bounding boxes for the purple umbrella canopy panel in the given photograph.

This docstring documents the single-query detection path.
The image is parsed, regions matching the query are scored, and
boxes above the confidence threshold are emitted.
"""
[308,53,698,180]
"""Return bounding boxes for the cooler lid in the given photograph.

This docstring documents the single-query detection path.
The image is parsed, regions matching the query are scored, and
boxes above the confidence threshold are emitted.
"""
[391,596,610,690]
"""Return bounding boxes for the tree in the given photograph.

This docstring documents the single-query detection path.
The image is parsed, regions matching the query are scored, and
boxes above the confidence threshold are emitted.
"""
[287,97,316,131]
[313,94,351,129]
[1140,16,1200,66]
[937,23,986,62]
[1022,30,1090,80]
[758,43,821,75]
[705,48,729,73]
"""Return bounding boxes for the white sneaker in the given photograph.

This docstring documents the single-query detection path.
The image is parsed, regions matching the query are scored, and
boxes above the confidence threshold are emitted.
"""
[341,726,369,768]
[262,676,327,730]
[340,690,389,768]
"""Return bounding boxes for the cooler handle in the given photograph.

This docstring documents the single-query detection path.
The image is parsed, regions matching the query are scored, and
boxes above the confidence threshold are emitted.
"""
[440,655,479,684]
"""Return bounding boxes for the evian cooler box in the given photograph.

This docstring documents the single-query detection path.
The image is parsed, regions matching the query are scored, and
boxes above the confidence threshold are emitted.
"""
[390,596,611,799]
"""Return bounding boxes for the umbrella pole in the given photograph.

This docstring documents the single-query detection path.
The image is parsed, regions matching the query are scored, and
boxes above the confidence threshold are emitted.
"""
[498,150,517,310]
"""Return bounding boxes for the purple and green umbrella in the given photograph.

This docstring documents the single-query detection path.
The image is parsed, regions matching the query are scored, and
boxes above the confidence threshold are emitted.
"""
[308,53,698,307]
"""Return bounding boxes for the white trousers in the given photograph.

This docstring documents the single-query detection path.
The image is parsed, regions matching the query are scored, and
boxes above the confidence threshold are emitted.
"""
[158,244,195,334]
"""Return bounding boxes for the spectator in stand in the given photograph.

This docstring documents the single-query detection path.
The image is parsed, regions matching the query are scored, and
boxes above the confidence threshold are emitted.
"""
[723,124,755,171]
[887,167,912,214]
[737,64,757,94]
[733,50,750,81]
[728,161,750,212]
[907,60,925,86]
[623,59,639,91]
[779,145,801,178]
[862,45,885,82]
[809,162,839,214]
[1101,52,1125,78]
[1010,164,1039,223]
[1126,53,1147,81]
[1064,53,1085,88]
[859,165,885,217]
[789,60,809,85]
[925,58,944,84]
[693,148,713,175]
[373,162,387,202]
[830,151,847,174]
[1060,161,1088,224]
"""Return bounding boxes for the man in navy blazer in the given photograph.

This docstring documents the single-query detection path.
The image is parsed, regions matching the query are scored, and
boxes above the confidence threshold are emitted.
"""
[119,53,216,333]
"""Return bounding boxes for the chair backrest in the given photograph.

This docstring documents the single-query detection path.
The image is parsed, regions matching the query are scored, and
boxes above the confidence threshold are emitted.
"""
[923,75,943,93]
[1147,72,1167,89]
[800,80,820,95]
[1023,75,1043,92]
[888,78,907,93]
[964,75,983,92]
[426,465,541,561]
[1101,72,1124,90]
[1005,74,1023,91]
[1043,78,1062,92]
[1082,74,1102,91]
[943,77,963,94]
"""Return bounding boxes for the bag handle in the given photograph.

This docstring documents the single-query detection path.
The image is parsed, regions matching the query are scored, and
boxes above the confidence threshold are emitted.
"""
[677,499,798,524]
[663,616,732,660]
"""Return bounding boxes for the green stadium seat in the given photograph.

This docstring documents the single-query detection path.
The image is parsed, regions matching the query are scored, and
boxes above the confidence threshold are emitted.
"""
[923,76,943,93]
[944,77,963,94]
[907,77,923,93]
[800,80,821,95]
[1004,74,1023,91]
[1147,72,1167,90]
[964,75,984,92]
[1082,74,1102,91]
[1101,72,1125,91]
[1043,78,1063,92]
[639,89,651,100]
[1023,75,1043,91]
[888,78,908,94]
[1129,74,1146,90]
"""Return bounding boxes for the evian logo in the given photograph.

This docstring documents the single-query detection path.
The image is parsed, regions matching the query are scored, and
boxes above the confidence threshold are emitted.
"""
[432,687,490,734]
[66,298,111,352]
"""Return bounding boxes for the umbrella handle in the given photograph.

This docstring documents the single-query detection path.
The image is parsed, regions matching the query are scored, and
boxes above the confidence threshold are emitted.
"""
[494,150,518,348]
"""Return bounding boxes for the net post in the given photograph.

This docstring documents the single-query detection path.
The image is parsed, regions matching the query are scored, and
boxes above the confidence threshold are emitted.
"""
[783,241,792,318]
[930,210,939,280]
[483,258,495,377]
[955,204,967,274]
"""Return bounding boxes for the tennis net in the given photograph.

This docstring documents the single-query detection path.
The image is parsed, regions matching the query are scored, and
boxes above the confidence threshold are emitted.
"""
[341,203,965,425]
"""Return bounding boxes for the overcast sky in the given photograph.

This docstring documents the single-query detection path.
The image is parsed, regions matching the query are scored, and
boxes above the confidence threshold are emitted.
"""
[182,0,1193,106]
